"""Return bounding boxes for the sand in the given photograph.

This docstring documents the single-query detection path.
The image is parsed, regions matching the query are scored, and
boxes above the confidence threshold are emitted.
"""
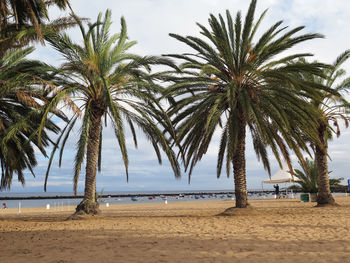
[1,196,350,263]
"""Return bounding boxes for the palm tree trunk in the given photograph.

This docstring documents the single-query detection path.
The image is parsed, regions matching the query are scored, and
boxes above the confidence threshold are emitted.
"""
[233,111,248,208]
[316,123,336,206]
[75,113,102,215]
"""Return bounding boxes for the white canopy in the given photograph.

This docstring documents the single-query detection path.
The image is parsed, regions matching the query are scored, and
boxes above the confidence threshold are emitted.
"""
[263,163,300,184]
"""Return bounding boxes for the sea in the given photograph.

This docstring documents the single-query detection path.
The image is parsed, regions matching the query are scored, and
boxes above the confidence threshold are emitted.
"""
[0,189,298,209]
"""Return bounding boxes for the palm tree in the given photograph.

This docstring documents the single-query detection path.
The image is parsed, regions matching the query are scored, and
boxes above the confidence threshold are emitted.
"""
[293,159,319,194]
[291,158,344,195]
[299,51,350,205]
[0,46,62,189]
[43,10,180,215]
[164,0,330,208]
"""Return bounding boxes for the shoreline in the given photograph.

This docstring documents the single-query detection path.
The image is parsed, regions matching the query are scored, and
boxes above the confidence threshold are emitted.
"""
[1,191,348,210]
[0,196,324,216]
[0,195,346,215]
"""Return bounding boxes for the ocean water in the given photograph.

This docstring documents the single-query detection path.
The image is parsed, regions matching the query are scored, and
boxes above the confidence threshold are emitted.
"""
[0,190,289,209]
[1,190,347,210]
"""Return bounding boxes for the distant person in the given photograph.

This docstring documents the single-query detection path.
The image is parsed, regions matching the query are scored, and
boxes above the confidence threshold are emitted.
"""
[2,202,7,209]
[273,184,280,199]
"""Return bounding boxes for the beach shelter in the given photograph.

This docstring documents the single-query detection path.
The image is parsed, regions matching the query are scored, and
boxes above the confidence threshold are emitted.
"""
[262,163,300,185]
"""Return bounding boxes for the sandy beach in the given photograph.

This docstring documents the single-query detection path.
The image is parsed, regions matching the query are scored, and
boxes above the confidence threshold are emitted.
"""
[1,196,350,263]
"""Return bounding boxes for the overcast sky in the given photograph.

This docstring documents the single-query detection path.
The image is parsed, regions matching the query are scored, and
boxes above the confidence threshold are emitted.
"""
[4,0,350,194]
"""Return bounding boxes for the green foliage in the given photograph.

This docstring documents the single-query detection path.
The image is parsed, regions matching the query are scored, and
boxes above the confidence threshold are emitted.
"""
[0,0,71,190]
[297,50,350,143]
[0,0,76,55]
[317,51,350,140]
[0,0,71,33]
[44,9,180,194]
[329,178,346,192]
[0,47,62,190]
[292,159,345,193]
[293,159,319,193]
[164,0,327,183]
[95,188,104,203]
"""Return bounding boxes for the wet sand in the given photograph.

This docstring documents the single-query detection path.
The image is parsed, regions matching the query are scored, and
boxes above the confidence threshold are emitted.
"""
[1,196,350,263]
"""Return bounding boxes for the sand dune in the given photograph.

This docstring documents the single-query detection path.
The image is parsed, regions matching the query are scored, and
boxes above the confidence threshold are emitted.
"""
[1,196,350,262]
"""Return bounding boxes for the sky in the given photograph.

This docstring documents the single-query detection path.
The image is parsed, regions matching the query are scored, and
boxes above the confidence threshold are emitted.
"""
[4,0,350,194]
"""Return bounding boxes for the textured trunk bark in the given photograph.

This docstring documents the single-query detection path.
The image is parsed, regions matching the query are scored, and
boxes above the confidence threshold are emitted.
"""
[75,112,102,215]
[233,110,248,208]
[316,123,336,206]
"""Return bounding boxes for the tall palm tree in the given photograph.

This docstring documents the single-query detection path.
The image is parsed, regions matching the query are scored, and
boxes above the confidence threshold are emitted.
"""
[43,10,180,215]
[0,46,62,189]
[299,51,350,206]
[164,0,331,208]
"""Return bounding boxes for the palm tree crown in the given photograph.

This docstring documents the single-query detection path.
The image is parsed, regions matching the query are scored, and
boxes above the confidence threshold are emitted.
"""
[314,51,350,137]
[0,47,61,190]
[0,0,76,55]
[0,0,71,33]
